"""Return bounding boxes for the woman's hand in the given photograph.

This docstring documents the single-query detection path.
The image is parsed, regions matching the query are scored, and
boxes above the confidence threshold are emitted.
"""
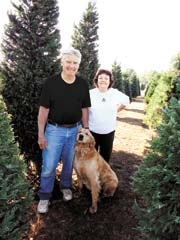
[117,104,126,112]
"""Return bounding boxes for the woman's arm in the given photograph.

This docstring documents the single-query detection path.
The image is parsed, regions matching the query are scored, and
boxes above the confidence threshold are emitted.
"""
[117,104,126,112]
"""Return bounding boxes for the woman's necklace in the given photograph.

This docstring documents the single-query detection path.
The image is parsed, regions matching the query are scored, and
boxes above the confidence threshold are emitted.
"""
[98,90,107,102]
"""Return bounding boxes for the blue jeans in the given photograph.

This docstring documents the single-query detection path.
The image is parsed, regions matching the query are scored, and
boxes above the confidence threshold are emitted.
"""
[38,123,80,200]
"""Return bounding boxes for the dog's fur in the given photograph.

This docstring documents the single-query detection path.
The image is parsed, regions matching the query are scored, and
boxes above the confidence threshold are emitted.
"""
[73,128,119,214]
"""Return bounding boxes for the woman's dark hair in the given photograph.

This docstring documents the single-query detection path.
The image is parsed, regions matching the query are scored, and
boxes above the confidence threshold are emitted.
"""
[93,69,114,88]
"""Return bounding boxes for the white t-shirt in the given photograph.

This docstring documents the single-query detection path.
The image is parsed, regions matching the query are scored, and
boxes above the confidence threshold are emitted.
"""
[89,88,130,134]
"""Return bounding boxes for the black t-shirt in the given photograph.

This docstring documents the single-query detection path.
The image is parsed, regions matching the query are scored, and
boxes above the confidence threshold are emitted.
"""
[39,74,91,124]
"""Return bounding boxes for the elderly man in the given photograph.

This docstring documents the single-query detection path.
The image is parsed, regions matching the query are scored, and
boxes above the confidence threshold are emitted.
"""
[37,48,91,213]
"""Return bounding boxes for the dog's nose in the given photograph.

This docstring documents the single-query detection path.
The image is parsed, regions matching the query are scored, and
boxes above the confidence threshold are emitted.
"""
[78,134,84,141]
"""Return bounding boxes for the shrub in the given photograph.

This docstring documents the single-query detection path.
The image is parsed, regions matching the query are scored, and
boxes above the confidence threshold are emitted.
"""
[144,73,174,129]
[0,96,33,240]
[132,84,180,239]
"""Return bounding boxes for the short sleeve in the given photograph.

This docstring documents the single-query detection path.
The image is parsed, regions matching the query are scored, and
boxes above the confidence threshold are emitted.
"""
[114,89,130,106]
[39,80,51,108]
[81,80,91,108]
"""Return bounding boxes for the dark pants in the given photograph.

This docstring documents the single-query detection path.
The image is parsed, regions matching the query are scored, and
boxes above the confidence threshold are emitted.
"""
[90,130,115,163]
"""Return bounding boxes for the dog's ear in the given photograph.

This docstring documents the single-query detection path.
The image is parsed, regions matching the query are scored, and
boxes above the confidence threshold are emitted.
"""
[89,137,95,148]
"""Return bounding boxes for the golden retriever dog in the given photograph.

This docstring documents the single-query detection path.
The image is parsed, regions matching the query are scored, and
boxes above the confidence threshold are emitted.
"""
[73,128,119,214]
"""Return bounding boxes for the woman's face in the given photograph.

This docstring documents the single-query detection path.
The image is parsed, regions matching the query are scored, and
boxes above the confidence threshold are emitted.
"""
[97,73,110,91]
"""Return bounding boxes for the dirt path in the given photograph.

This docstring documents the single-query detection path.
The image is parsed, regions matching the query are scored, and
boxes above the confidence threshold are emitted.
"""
[114,96,154,156]
[25,96,154,240]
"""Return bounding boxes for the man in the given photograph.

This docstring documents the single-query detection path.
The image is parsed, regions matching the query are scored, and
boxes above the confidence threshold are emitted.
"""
[37,48,90,213]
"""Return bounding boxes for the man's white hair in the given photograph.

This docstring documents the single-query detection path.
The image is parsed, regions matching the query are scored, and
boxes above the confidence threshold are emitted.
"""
[61,47,81,63]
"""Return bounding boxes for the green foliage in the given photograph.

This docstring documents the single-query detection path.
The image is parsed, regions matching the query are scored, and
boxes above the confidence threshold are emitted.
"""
[170,51,180,72]
[0,69,3,93]
[144,72,174,129]
[0,96,33,240]
[1,0,61,167]
[122,71,132,101]
[144,71,161,104]
[132,79,180,239]
[130,74,141,98]
[139,73,149,91]
[122,69,140,100]
[112,61,124,92]
[72,2,99,87]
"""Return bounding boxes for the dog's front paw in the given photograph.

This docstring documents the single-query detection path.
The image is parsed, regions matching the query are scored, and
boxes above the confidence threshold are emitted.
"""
[89,206,97,214]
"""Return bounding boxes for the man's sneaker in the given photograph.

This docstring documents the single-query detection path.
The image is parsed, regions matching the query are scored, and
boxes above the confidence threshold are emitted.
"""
[37,200,49,213]
[61,189,72,201]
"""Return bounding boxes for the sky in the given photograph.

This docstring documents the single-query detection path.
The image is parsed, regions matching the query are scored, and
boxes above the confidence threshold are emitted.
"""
[0,0,180,75]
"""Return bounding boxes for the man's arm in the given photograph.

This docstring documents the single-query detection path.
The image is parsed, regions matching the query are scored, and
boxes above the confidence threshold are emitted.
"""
[38,106,49,149]
[81,107,89,128]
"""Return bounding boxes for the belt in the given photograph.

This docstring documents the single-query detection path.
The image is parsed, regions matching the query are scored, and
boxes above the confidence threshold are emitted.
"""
[48,119,81,128]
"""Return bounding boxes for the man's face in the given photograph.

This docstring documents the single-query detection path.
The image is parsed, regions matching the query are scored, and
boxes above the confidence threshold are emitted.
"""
[61,54,80,76]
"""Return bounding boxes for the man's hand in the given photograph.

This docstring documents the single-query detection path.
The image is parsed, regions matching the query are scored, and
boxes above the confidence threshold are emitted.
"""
[82,127,90,134]
[38,136,47,150]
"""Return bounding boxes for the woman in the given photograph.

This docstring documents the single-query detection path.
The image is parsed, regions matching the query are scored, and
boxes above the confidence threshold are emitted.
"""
[88,69,130,163]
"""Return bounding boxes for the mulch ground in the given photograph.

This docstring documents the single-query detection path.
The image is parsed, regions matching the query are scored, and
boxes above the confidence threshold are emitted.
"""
[24,96,155,240]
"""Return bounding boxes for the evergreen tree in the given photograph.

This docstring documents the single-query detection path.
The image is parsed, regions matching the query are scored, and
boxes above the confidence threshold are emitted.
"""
[0,68,3,93]
[71,1,99,87]
[144,71,161,104]
[122,70,133,101]
[126,69,140,98]
[144,72,174,129]
[171,51,180,73]
[167,52,180,101]
[132,77,180,239]
[112,61,124,92]
[122,73,132,102]
[0,95,33,240]
[1,0,61,169]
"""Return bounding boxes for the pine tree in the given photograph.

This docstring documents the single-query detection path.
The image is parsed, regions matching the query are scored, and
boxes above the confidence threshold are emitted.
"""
[126,68,140,98]
[1,0,61,169]
[144,72,174,129]
[122,72,132,101]
[144,71,161,104]
[132,77,180,239]
[71,1,99,87]
[122,70,134,101]
[112,61,124,92]
[0,96,33,240]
